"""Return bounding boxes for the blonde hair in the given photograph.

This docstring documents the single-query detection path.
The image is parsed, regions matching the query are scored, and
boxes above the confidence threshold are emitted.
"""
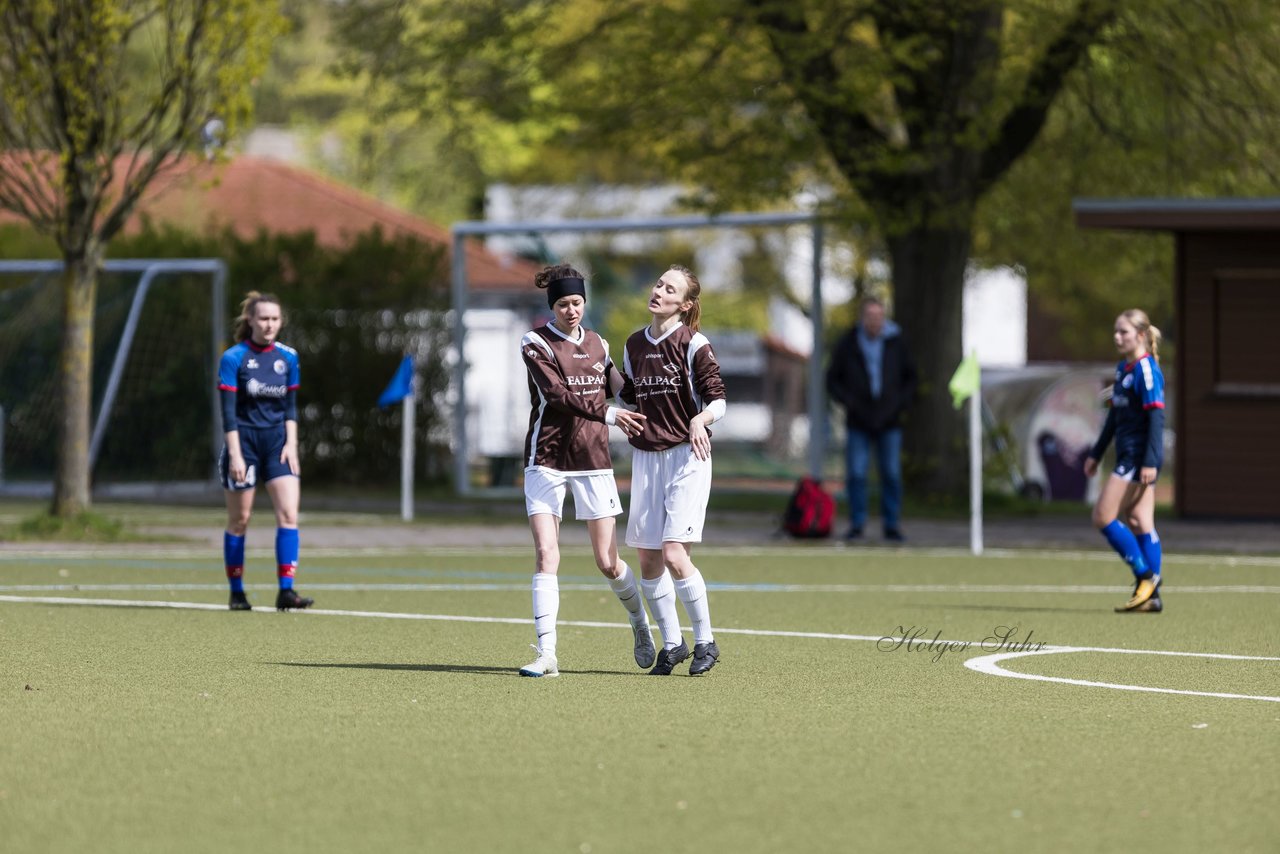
[1119,308,1161,361]
[667,264,702,332]
[233,291,283,342]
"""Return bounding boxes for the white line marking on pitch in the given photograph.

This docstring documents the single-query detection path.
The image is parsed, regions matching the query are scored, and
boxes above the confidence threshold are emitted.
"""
[964,647,1280,703]
[2,593,1277,703]
[4,545,1280,567]
[2,582,1278,595]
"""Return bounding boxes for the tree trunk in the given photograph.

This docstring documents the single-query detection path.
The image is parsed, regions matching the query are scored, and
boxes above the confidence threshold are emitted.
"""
[52,251,99,516]
[886,224,971,500]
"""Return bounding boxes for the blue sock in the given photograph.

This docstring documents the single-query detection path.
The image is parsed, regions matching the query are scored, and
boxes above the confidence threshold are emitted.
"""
[224,532,245,593]
[276,527,299,590]
[1101,520,1149,578]
[1137,531,1162,579]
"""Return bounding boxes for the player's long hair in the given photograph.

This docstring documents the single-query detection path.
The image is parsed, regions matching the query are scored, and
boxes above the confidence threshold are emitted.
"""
[234,291,284,342]
[668,264,702,332]
[1120,308,1161,361]
[534,263,585,293]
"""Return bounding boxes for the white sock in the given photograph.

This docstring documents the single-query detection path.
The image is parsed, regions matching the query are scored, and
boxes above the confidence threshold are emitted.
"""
[673,569,714,645]
[532,573,559,655]
[607,560,646,623]
[640,572,684,650]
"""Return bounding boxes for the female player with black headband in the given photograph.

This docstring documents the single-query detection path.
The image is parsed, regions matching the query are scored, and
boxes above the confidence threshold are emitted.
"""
[516,264,652,677]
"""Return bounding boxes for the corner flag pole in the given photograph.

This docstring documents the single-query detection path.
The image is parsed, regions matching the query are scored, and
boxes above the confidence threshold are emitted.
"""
[378,354,417,521]
[401,383,416,522]
[949,351,983,556]
[969,377,983,556]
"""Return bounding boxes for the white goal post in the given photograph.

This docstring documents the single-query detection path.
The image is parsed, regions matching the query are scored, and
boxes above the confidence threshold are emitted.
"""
[0,258,227,486]
[449,212,828,497]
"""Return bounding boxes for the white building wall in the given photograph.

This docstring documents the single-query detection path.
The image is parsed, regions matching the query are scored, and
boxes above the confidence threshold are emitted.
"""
[963,266,1028,368]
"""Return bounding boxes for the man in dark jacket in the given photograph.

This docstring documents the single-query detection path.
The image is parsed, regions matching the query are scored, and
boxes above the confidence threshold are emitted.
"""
[825,298,918,541]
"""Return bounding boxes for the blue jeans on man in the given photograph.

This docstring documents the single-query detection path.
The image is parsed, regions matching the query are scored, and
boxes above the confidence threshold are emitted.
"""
[845,427,903,539]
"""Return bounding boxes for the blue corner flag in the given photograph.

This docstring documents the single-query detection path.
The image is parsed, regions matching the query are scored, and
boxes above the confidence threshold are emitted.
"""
[377,355,415,409]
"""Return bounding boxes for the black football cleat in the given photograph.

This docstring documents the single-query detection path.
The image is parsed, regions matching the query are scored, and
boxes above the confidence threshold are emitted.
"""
[632,619,657,670]
[689,640,720,676]
[276,588,314,611]
[228,591,252,611]
[648,640,690,676]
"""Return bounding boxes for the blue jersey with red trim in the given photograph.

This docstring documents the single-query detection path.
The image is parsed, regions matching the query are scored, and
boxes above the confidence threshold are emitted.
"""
[217,341,301,431]
[1110,355,1164,446]
[1111,353,1172,468]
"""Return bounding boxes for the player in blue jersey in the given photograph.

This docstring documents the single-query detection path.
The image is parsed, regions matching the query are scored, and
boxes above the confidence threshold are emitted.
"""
[1084,309,1166,613]
[217,291,313,612]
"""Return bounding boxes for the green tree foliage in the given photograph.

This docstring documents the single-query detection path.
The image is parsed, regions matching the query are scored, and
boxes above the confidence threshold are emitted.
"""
[332,0,1280,495]
[0,221,452,487]
[254,0,546,224]
[974,2,1280,361]
[0,1,285,514]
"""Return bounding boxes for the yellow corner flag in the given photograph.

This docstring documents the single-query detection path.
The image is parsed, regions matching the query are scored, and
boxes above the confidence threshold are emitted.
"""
[948,352,980,410]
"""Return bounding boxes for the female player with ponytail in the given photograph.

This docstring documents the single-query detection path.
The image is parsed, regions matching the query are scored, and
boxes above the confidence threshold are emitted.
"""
[620,264,727,675]
[217,292,312,612]
[1084,309,1167,613]
[517,264,652,677]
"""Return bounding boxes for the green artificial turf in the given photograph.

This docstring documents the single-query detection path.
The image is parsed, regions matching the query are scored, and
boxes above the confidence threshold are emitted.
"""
[1,545,1277,853]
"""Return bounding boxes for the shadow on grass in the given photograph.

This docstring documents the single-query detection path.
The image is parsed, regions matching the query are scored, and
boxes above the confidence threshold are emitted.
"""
[272,661,636,676]
[910,601,1109,615]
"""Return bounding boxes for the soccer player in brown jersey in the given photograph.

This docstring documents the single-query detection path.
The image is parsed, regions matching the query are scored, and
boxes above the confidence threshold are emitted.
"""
[620,265,727,676]
[517,264,652,677]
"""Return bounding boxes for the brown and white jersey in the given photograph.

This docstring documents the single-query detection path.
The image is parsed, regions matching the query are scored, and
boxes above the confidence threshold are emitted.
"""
[521,323,624,473]
[620,323,726,452]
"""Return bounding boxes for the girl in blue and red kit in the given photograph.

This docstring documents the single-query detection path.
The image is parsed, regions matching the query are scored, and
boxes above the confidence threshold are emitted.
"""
[217,291,312,612]
[1084,309,1166,613]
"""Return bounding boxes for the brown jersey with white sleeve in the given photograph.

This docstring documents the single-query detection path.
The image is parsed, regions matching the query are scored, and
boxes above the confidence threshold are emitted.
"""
[620,323,726,452]
[521,323,624,473]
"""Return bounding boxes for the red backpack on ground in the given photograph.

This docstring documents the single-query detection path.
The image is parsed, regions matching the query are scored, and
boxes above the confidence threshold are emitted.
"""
[783,477,835,538]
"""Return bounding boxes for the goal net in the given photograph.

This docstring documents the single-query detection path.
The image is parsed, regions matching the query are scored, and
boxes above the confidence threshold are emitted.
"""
[450,210,845,495]
[0,260,225,495]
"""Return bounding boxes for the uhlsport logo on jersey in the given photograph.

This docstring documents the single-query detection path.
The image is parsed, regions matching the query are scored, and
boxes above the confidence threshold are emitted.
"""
[592,362,605,373]
[663,362,680,374]
[246,378,288,398]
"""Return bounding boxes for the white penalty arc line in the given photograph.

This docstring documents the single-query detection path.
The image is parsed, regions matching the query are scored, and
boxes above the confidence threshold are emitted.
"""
[3,593,1278,703]
[964,647,1280,704]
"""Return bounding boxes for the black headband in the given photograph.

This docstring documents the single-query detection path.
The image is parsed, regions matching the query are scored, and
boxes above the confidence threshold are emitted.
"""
[546,276,586,308]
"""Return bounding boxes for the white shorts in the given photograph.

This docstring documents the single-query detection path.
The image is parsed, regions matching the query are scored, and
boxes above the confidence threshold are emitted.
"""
[625,445,712,549]
[524,467,622,521]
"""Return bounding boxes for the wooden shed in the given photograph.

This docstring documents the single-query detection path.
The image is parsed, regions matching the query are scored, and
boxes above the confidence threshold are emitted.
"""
[1074,199,1280,520]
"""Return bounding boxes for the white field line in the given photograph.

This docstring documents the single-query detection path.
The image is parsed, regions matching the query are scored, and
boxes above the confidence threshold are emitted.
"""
[964,647,1280,703]
[3,545,1280,566]
[2,582,1279,595]
[1,593,1277,703]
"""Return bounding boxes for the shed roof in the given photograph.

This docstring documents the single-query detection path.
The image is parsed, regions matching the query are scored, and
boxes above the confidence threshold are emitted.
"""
[1074,198,1280,231]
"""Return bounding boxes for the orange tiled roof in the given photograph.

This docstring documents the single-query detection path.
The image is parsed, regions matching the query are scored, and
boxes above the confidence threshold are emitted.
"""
[1,153,537,291]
